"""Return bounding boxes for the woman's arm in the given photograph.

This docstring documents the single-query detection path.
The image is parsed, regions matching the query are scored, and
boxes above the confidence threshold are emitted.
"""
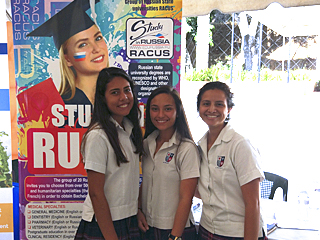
[241,178,260,240]
[170,177,198,238]
[137,182,149,232]
[194,185,201,199]
[87,170,118,240]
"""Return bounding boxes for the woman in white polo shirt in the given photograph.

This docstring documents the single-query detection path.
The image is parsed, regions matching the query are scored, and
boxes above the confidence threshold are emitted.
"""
[137,86,200,240]
[196,81,266,240]
[74,67,143,240]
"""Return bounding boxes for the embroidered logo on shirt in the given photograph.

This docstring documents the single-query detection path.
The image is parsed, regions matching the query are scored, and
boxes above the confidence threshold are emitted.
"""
[217,156,225,167]
[164,152,174,163]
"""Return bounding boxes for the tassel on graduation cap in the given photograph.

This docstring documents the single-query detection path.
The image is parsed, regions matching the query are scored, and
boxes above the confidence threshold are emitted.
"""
[27,0,100,50]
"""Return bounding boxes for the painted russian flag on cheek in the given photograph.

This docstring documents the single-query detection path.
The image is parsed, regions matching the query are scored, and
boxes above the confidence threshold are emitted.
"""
[74,52,86,61]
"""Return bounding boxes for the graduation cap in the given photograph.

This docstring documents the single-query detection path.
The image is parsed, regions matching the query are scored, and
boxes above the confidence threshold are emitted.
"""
[27,0,99,50]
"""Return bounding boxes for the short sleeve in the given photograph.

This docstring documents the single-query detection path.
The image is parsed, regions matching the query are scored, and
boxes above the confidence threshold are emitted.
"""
[177,140,201,180]
[233,139,264,186]
[83,129,109,174]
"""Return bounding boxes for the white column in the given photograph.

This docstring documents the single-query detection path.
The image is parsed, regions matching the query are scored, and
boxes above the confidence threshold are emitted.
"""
[181,17,187,77]
[196,14,210,71]
[316,35,320,77]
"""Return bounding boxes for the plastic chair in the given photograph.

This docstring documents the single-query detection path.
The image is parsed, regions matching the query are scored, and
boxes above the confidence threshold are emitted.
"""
[260,172,288,201]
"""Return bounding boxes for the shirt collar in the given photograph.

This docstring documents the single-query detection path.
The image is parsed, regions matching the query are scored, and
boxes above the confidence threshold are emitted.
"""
[198,123,235,151]
[215,123,234,144]
[147,130,180,149]
[110,117,133,135]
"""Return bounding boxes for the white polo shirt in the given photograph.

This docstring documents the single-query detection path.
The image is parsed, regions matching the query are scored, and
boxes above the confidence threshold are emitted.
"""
[198,124,265,238]
[141,130,200,229]
[81,117,140,222]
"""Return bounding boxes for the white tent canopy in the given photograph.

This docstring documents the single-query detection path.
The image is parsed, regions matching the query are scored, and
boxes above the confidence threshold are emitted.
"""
[183,0,320,17]
[249,3,320,36]
[182,0,320,77]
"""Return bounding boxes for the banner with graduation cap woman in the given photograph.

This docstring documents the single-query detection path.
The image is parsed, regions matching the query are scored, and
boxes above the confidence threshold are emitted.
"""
[10,0,181,239]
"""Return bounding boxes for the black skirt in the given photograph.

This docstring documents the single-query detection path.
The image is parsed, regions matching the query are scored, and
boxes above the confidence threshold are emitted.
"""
[74,215,141,240]
[142,222,197,240]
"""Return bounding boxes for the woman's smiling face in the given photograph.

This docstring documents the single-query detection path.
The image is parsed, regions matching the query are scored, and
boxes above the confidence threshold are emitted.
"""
[64,25,109,77]
[104,76,134,125]
[149,93,177,134]
[199,89,232,131]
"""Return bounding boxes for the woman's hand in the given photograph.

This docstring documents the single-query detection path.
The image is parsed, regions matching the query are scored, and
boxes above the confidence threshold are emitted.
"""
[137,209,149,232]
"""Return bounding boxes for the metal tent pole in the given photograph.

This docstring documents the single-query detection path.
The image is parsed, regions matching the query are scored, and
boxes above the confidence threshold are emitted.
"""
[282,36,285,72]
[258,22,263,83]
[287,36,291,83]
[230,13,235,83]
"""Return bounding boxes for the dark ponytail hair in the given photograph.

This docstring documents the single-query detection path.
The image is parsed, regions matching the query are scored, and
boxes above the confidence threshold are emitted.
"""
[82,67,143,166]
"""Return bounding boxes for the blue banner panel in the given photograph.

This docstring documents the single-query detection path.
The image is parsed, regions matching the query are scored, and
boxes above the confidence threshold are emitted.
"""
[0,89,10,111]
[0,43,7,54]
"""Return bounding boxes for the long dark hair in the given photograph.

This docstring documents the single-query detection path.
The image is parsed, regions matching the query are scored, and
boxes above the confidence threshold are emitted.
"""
[144,86,192,141]
[82,67,143,166]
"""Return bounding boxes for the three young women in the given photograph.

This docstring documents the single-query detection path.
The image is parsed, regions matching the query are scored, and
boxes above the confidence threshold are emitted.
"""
[74,67,143,240]
[138,86,200,240]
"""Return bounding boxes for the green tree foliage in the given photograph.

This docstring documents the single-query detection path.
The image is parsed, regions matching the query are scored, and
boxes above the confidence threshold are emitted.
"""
[185,63,313,83]
[0,131,12,188]
[186,17,197,40]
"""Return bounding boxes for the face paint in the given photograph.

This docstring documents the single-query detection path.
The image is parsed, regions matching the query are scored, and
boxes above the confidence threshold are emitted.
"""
[73,52,86,62]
